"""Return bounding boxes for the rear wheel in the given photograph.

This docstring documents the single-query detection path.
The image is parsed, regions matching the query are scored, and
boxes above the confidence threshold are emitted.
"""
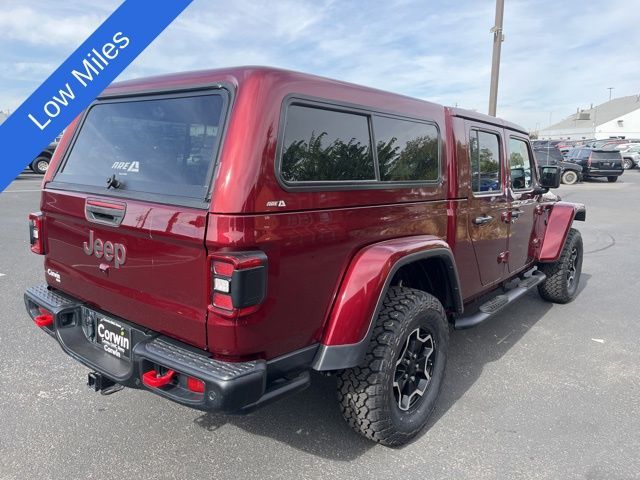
[538,228,583,304]
[622,158,634,170]
[337,287,448,447]
[31,156,50,174]
[607,176,618,183]
[561,170,578,185]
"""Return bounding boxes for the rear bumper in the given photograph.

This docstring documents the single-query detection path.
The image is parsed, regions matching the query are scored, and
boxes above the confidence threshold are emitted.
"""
[584,168,623,177]
[24,284,314,412]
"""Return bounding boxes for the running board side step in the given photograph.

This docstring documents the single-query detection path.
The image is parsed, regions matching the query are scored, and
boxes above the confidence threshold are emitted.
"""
[454,270,547,329]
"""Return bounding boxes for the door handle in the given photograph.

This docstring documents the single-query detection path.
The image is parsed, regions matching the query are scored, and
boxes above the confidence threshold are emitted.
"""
[85,199,126,226]
[473,214,493,226]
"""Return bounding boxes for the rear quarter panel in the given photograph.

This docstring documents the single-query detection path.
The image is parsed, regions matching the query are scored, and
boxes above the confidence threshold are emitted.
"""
[205,69,454,359]
[206,203,449,359]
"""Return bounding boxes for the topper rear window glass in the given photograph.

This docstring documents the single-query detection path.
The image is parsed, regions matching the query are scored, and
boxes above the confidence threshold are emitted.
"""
[56,94,225,199]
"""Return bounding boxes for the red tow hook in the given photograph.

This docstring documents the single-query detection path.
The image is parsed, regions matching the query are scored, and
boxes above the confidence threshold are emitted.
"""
[142,369,175,388]
[34,307,54,328]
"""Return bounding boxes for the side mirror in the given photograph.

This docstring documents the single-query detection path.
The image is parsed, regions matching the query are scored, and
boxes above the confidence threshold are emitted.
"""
[538,165,561,189]
[510,167,526,189]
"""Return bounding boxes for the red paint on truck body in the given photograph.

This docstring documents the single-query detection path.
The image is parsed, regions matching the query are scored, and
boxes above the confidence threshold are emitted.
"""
[538,202,582,263]
[38,66,581,361]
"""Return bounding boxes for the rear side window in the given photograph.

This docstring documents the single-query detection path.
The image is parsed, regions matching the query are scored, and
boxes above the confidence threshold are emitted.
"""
[281,105,375,182]
[509,137,534,190]
[56,93,226,200]
[373,116,439,181]
[470,130,501,193]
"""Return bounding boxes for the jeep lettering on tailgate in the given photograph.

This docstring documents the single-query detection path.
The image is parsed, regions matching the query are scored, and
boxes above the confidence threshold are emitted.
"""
[83,230,126,268]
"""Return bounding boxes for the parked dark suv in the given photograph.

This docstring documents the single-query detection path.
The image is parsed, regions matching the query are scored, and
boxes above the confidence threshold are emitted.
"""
[24,67,585,446]
[27,139,58,174]
[564,148,624,182]
[533,147,583,185]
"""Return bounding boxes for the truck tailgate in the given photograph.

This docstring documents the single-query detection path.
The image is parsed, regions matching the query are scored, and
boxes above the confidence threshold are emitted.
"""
[42,189,210,349]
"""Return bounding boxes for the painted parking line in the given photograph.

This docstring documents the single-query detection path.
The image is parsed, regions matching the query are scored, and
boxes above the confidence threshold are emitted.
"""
[2,189,41,193]
[0,273,5,277]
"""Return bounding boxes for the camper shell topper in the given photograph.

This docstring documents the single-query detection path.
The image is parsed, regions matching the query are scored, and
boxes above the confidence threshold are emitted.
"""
[25,66,585,446]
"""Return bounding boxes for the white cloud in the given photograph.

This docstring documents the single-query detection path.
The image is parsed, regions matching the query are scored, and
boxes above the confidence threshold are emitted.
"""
[0,4,111,46]
[1,0,638,131]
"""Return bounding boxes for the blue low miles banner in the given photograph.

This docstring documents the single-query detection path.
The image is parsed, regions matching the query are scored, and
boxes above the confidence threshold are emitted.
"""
[0,0,193,192]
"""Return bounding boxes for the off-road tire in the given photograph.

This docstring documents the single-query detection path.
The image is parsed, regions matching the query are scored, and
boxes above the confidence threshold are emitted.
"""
[561,170,578,185]
[337,287,448,447]
[607,176,618,183]
[538,228,583,304]
[31,156,50,174]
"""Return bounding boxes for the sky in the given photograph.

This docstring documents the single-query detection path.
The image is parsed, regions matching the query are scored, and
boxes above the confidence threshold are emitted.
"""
[0,0,639,131]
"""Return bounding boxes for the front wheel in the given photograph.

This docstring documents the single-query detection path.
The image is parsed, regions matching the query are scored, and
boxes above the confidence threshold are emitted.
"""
[337,287,449,447]
[561,170,579,185]
[538,228,583,303]
[622,158,634,170]
[607,176,618,183]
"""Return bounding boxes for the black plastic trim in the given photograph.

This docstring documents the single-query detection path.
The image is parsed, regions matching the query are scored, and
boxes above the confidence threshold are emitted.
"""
[574,204,586,222]
[454,269,546,329]
[229,252,268,308]
[312,247,463,371]
[24,284,319,413]
[85,201,126,227]
[44,183,211,210]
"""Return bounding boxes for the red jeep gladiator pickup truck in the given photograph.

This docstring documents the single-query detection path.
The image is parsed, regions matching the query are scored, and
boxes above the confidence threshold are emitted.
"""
[25,66,585,446]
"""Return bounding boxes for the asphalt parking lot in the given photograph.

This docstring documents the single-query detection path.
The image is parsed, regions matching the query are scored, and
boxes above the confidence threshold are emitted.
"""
[1,172,639,480]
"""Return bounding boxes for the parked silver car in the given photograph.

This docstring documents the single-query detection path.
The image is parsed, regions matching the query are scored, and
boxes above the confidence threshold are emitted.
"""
[619,144,640,169]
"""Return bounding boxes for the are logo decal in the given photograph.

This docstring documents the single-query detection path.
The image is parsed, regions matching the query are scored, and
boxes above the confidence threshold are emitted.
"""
[266,200,287,208]
[111,161,139,173]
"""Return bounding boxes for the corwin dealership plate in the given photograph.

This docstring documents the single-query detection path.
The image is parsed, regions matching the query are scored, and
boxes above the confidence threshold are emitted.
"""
[95,316,131,360]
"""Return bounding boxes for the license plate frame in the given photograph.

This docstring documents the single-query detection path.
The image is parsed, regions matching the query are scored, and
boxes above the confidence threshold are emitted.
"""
[95,315,132,361]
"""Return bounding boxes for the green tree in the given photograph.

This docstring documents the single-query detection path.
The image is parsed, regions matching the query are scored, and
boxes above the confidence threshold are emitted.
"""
[378,135,438,181]
[282,131,374,181]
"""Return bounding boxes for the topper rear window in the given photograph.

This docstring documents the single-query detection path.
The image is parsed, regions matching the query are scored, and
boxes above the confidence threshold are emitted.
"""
[54,92,227,202]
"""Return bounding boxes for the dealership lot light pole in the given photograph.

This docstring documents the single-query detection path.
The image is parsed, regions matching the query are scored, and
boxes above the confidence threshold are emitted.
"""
[488,0,505,117]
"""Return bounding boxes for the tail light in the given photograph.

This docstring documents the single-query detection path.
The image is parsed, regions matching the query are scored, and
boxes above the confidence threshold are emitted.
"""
[186,376,205,393]
[28,212,44,255]
[209,251,268,318]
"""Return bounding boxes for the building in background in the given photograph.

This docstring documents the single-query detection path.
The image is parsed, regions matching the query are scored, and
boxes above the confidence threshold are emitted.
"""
[539,95,640,140]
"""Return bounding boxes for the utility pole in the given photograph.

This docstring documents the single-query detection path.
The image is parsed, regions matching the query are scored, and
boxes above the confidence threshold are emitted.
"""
[607,87,614,101]
[488,0,505,117]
